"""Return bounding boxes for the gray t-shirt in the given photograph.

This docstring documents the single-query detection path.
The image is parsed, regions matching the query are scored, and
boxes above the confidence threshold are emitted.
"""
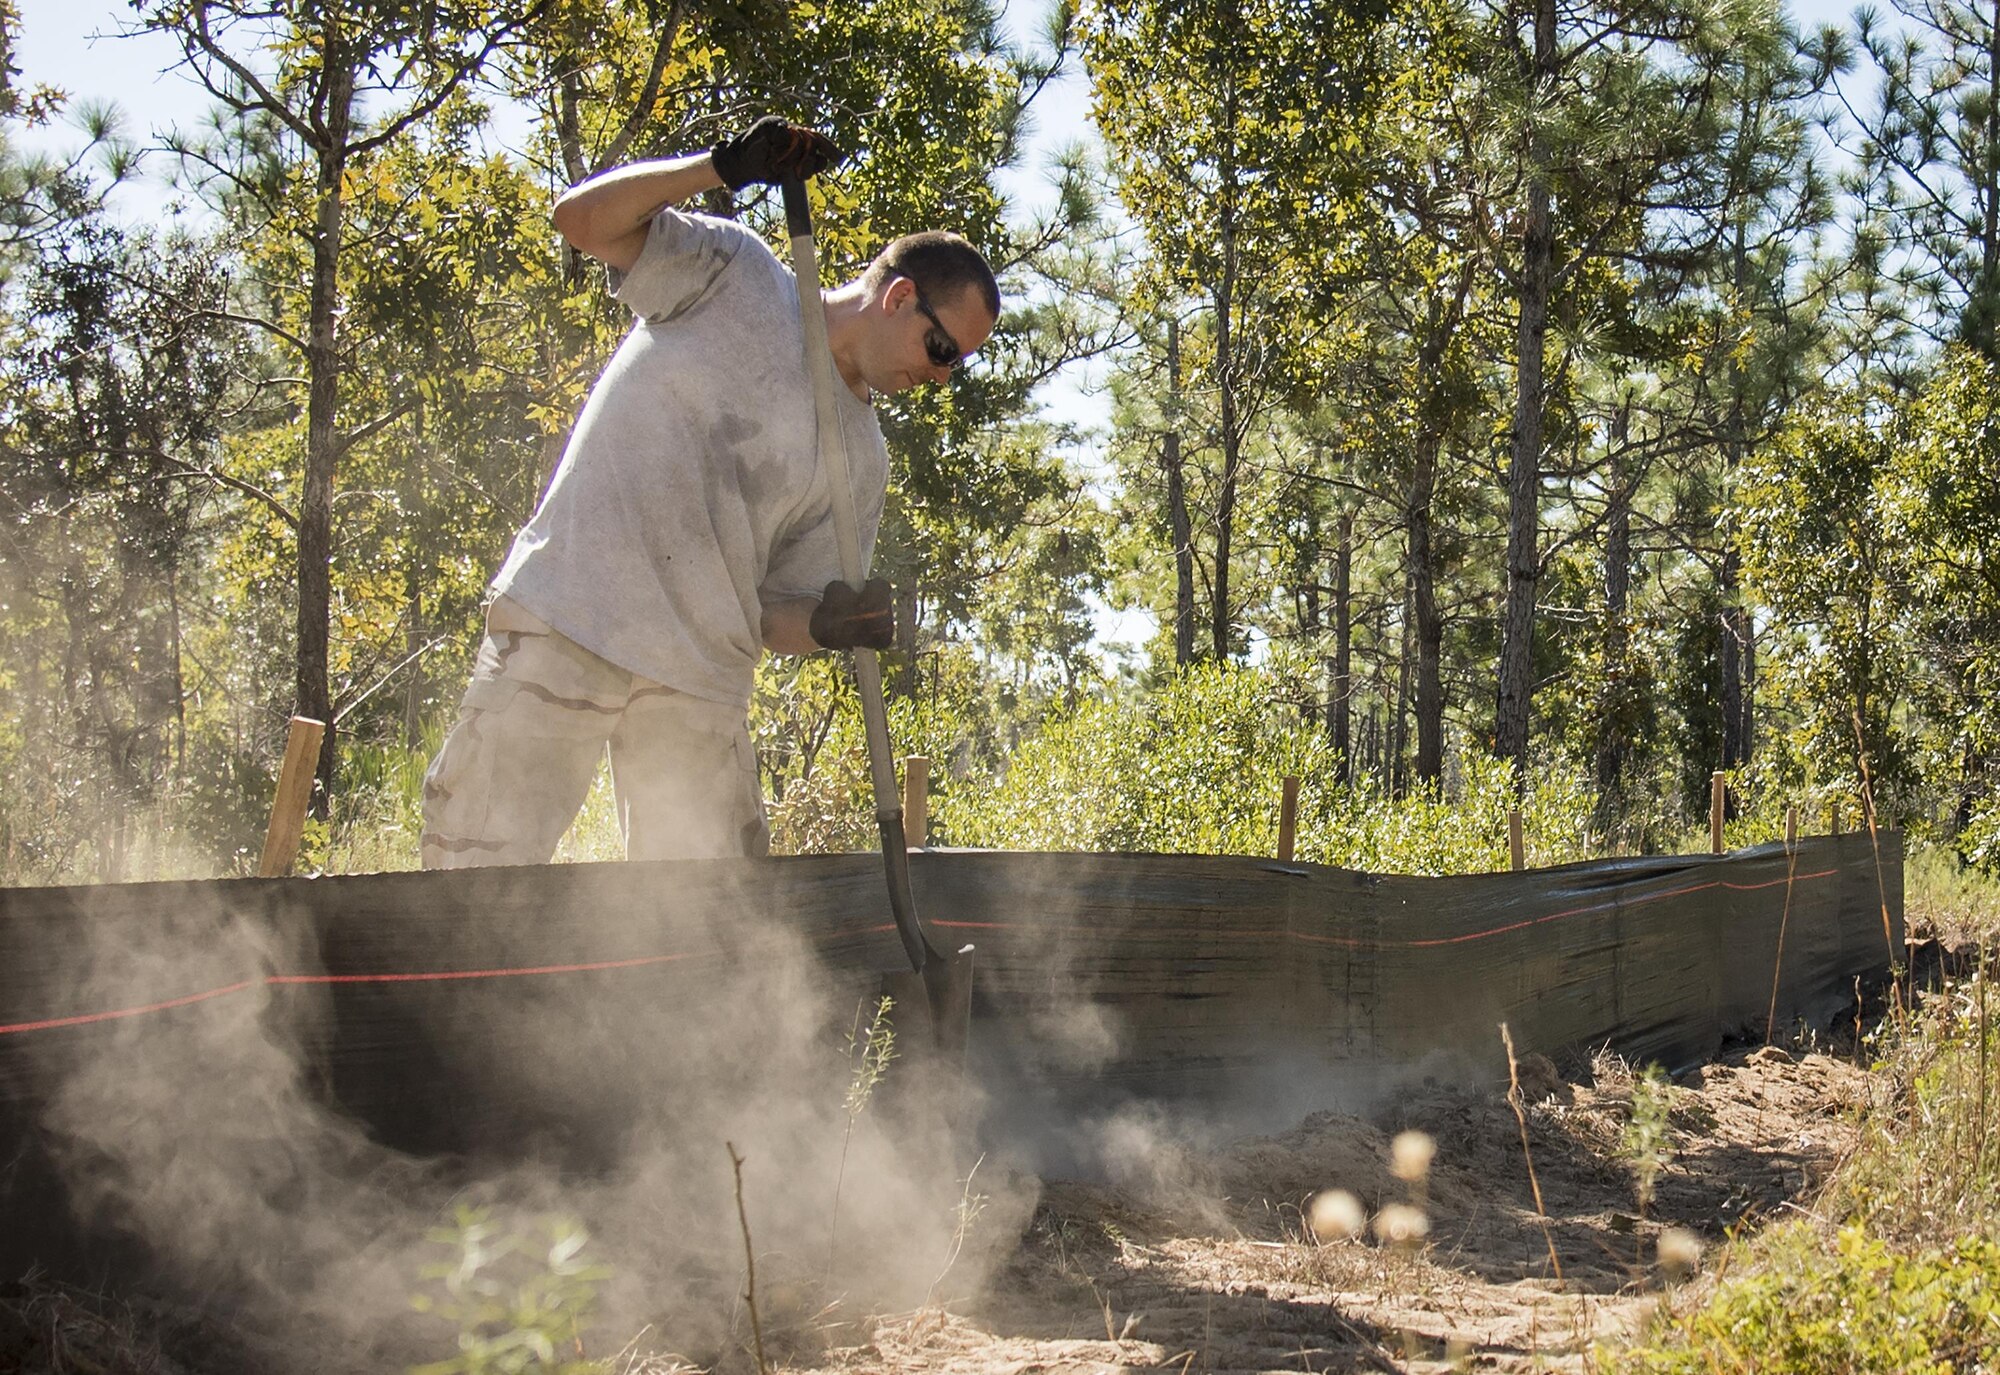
[492,207,888,709]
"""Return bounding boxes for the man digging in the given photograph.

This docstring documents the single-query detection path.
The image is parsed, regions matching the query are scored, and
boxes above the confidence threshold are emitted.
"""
[422,117,1000,868]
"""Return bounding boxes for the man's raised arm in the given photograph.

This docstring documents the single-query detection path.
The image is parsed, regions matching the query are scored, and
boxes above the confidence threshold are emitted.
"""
[552,154,721,274]
[552,119,842,274]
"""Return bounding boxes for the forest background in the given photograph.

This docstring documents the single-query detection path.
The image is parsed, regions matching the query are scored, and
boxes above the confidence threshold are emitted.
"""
[2,0,1994,883]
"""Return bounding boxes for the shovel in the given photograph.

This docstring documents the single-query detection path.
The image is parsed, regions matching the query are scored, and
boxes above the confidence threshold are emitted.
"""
[780,174,975,1060]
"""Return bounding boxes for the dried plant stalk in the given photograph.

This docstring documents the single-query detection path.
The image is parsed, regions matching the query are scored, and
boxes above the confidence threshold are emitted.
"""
[1500,1022,1563,1285]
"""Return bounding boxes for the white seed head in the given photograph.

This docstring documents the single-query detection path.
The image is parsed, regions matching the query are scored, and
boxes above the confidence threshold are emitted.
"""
[1307,1189,1367,1243]
[1657,1227,1703,1279]
[1371,1202,1431,1249]
[1390,1130,1437,1182]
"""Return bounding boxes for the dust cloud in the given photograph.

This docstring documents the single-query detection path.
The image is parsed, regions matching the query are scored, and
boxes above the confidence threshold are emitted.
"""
[945,867,1418,1245]
[8,855,1458,1370]
[9,868,1034,1371]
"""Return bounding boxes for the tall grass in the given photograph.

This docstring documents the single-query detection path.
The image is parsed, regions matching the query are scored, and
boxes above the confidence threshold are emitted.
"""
[1604,855,2000,1373]
[4,655,1943,886]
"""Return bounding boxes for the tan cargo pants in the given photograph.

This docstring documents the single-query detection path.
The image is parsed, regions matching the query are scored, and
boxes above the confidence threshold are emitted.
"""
[420,597,768,868]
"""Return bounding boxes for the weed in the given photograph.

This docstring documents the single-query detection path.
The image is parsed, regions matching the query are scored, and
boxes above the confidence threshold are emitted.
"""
[409,1205,610,1375]
[1390,1129,1435,1219]
[825,994,896,1277]
[1307,1189,1367,1245]
[1905,843,2000,946]
[551,766,628,865]
[926,1155,989,1306]
[1617,1065,1675,1219]
[1834,965,2000,1241]
[1502,1022,1563,1284]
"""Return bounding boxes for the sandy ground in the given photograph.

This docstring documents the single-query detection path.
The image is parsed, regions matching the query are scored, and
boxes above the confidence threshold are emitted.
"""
[763,1041,1872,1375]
[0,1038,1872,1375]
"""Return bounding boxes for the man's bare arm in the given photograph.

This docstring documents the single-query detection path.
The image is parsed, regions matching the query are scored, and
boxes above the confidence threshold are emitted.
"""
[551,153,723,274]
[761,597,823,656]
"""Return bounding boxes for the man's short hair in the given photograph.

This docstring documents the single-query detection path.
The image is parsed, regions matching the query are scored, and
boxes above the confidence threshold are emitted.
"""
[863,231,1000,321]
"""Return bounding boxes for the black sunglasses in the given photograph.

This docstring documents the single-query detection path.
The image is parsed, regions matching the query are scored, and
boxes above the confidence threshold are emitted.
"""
[902,278,967,370]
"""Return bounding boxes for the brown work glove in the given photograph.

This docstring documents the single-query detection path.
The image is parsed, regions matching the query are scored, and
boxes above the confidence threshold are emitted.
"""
[710,117,842,191]
[810,578,895,651]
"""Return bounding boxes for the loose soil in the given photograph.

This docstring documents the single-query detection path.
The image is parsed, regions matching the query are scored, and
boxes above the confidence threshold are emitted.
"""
[1,1039,1873,1375]
[791,1039,1870,1375]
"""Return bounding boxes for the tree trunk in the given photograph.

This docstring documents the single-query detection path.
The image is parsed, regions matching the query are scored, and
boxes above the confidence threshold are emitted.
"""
[402,406,427,750]
[1409,431,1445,785]
[1163,319,1196,666]
[1296,474,1321,658]
[169,563,186,772]
[1719,548,1749,775]
[1331,509,1353,782]
[1969,0,2000,356]
[1407,273,1467,786]
[1211,218,1240,664]
[1594,458,1632,806]
[557,63,588,189]
[1720,221,1751,777]
[1853,586,1875,771]
[1391,595,1412,795]
[1297,510,1321,729]
[1742,610,1756,762]
[298,44,355,817]
[1494,0,1557,779]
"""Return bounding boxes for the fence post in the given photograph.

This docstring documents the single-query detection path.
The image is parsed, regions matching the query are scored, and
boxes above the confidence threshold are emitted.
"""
[258,716,325,878]
[1831,801,1843,835]
[902,755,929,850]
[1508,809,1525,871]
[1710,772,1726,855]
[1785,805,1799,848]
[1277,775,1300,863]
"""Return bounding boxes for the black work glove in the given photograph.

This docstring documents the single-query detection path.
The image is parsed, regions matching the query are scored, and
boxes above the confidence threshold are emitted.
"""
[710,117,842,191]
[810,578,895,651]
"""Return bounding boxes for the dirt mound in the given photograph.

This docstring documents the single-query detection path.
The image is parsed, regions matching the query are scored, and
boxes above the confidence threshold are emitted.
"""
[3,1043,1872,1374]
[810,1042,1872,1374]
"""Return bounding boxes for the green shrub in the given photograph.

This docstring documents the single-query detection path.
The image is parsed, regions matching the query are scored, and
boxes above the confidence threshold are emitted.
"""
[1607,1223,2000,1374]
[409,1205,611,1375]
[1315,751,1598,874]
[933,660,1601,873]
[1608,955,2000,1373]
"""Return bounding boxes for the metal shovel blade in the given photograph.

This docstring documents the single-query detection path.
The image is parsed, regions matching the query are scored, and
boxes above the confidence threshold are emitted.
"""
[875,815,974,1057]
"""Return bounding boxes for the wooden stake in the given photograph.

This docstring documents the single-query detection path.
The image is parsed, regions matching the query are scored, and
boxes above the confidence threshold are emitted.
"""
[1831,801,1843,835]
[258,716,324,878]
[1277,776,1301,863]
[1508,809,1525,871]
[902,756,929,851]
[1710,772,1726,855]
[1785,805,1798,848]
